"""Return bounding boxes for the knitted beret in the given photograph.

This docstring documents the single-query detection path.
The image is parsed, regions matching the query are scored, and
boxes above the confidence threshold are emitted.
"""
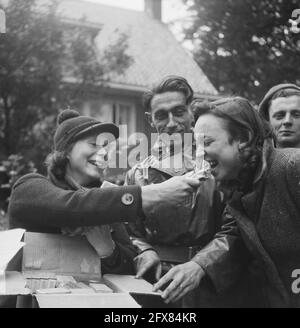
[258,83,300,121]
[54,109,119,151]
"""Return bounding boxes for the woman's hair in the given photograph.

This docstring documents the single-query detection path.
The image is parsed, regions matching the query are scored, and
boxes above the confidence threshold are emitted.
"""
[45,144,73,181]
[193,97,274,190]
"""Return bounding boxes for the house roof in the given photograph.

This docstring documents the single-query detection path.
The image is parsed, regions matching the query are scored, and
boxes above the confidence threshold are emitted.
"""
[58,0,218,96]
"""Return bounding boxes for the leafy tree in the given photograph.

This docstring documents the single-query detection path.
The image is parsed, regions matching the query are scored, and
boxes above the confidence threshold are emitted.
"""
[0,0,132,168]
[183,0,300,102]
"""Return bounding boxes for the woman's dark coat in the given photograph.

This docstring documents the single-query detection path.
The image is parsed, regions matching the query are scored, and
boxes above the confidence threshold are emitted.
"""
[8,173,144,275]
[193,141,300,307]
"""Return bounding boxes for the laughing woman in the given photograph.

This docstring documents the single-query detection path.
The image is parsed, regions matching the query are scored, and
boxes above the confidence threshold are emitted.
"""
[8,109,139,274]
[154,97,300,308]
[8,109,201,276]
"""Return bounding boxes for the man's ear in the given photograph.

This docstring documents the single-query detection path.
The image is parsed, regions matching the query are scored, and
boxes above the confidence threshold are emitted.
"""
[145,112,154,127]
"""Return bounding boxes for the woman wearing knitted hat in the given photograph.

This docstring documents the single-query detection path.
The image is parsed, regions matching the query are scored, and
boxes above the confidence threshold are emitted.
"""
[8,109,201,277]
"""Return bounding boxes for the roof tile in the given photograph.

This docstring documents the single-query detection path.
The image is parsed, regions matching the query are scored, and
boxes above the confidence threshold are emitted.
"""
[59,0,218,95]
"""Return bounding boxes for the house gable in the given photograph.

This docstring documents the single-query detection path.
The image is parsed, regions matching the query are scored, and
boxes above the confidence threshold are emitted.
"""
[58,0,218,96]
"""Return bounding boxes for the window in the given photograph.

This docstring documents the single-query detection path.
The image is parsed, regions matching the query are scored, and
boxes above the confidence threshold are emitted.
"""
[113,103,136,139]
[82,99,136,140]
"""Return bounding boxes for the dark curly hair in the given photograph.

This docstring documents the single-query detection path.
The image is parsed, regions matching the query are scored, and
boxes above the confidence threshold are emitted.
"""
[193,97,274,192]
[45,144,74,181]
[143,75,194,112]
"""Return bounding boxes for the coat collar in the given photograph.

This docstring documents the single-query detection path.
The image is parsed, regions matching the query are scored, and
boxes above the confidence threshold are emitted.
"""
[138,136,195,177]
[48,170,101,191]
[226,140,290,305]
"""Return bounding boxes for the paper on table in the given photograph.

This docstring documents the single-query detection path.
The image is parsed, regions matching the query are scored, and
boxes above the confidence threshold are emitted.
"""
[0,229,26,271]
[35,293,141,308]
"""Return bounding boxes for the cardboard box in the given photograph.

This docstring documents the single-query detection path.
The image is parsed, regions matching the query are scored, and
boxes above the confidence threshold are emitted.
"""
[1,231,142,308]
[0,229,29,298]
[22,232,101,281]
[1,231,171,308]
[35,293,140,308]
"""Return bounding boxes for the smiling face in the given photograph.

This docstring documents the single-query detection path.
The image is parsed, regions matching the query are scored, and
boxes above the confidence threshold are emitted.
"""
[66,134,108,186]
[194,114,243,182]
[269,95,300,149]
[148,91,194,137]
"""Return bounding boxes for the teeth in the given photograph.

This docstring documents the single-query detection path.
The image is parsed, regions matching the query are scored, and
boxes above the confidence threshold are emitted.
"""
[208,160,218,168]
[88,160,98,167]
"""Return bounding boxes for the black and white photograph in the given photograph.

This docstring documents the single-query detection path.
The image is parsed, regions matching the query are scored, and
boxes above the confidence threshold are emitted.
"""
[0,0,300,310]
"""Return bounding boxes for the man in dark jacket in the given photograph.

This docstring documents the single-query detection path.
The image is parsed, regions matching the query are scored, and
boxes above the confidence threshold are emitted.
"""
[259,83,300,149]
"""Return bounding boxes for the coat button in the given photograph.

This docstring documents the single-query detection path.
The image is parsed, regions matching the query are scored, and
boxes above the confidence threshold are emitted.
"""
[121,193,134,205]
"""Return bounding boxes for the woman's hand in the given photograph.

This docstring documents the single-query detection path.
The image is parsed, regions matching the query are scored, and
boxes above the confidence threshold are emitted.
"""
[153,261,205,304]
[134,250,162,281]
[141,175,201,216]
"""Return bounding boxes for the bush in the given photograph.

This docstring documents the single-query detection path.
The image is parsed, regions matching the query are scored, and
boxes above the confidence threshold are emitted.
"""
[0,154,37,214]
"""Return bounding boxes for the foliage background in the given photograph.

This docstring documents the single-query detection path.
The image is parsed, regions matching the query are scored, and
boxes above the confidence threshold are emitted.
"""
[183,0,300,102]
[0,0,132,228]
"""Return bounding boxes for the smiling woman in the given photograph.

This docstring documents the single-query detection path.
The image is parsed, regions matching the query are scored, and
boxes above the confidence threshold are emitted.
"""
[193,97,270,192]
[65,135,108,187]
[188,97,300,307]
[8,108,202,282]
[9,109,140,275]
[46,109,119,187]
